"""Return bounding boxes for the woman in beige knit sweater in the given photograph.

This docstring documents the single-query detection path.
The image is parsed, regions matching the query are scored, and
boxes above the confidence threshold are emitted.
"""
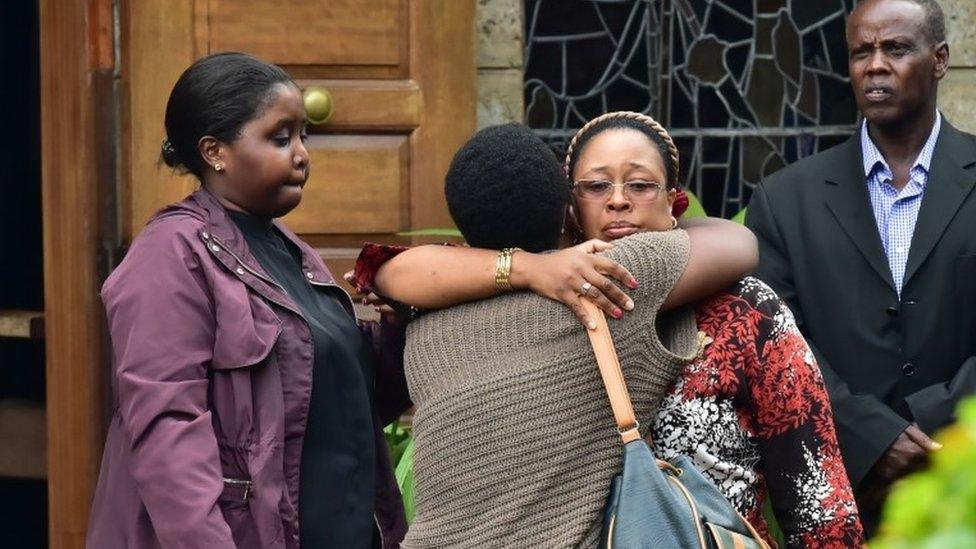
[358,115,861,547]
[353,122,756,547]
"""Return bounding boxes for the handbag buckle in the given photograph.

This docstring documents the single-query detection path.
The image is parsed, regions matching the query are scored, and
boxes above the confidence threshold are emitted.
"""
[616,419,640,436]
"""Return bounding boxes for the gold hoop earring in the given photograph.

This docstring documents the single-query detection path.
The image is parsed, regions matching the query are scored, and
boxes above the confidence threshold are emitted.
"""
[214,163,224,172]
[670,216,678,230]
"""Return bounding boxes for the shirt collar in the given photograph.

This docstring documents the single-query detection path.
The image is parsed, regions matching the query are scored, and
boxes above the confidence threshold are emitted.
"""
[861,110,942,178]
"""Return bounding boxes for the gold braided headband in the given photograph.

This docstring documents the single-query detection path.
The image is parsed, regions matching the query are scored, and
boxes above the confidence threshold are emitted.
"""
[564,111,680,187]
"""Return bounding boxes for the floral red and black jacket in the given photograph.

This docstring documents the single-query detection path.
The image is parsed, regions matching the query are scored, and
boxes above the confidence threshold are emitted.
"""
[651,276,863,548]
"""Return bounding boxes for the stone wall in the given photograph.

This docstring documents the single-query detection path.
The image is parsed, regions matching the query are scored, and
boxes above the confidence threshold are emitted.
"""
[939,0,976,133]
[475,0,524,128]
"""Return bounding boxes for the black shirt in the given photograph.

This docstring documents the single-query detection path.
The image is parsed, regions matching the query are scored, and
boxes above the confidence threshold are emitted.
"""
[230,212,376,548]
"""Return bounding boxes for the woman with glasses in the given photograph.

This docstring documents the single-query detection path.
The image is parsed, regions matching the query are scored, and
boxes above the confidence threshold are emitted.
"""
[564,112,863,547]
[354,112,863,547]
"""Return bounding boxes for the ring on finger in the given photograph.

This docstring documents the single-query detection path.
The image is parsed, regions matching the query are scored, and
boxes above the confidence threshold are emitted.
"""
[580,281,593,296]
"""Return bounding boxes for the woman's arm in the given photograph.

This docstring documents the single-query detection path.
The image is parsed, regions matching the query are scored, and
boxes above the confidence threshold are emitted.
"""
[664,216,758,309]
[372,241,638,329]
[370,217,756,327]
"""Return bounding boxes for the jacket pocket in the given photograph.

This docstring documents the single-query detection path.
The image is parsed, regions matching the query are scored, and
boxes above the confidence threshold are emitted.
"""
[218,477,260,547]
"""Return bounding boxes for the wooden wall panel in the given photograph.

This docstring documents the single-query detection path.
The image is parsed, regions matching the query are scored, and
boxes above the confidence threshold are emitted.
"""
[282,135,408,234]
[122,0,199,239]
[40,0,112,545]
[205,0,404,68]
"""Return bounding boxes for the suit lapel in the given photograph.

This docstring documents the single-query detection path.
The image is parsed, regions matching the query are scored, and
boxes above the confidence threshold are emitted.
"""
[823,135,897,292]
[903,122,976,287]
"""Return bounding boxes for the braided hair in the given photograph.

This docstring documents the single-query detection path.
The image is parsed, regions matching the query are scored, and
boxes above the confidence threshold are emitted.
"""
[564,111,680,189]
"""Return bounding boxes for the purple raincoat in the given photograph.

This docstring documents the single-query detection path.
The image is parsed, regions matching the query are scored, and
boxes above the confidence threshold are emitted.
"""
[86,189,409,548]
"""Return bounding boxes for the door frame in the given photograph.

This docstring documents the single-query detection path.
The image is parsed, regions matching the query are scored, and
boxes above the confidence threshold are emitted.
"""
[39,0,114,547]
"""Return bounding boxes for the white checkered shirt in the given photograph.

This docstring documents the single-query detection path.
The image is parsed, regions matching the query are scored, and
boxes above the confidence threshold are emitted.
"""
[861,112,941,295]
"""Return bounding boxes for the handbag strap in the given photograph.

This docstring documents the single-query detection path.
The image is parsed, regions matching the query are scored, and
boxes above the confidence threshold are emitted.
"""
[580,299,645,444]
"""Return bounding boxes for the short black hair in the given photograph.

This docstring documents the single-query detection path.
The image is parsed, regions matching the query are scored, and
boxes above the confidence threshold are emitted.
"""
[908,0,947,44]
[162,52,295,179]
[444,123,570,252]
[854,0,946,44]
[566,116,679,189]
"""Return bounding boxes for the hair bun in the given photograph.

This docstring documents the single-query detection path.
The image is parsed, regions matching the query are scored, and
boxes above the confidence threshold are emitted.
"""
[160,137,181,168]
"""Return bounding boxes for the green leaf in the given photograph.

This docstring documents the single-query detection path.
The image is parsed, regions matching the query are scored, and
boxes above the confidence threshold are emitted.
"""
[395,437,416,523]
[873,396,976,546]
[384,420,411,467]
[731,207,748,225]
[761,493,786,548]
[396,228,464,237]
[682,189,708,219]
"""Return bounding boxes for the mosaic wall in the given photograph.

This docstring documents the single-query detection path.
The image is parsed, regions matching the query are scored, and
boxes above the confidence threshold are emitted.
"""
[524,0,861,217]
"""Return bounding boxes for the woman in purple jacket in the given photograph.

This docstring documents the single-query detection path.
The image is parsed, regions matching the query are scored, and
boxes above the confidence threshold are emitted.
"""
[86,52,415,549]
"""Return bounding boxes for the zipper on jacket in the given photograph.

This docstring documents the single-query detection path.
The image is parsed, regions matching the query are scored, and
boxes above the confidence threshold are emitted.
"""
[222,477,253,503]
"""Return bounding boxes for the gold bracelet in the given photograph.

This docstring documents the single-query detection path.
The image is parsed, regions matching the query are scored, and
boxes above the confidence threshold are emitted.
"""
[494,247,521,291]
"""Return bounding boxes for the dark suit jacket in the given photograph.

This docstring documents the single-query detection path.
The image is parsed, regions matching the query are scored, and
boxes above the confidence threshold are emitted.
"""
[746,120,976,487]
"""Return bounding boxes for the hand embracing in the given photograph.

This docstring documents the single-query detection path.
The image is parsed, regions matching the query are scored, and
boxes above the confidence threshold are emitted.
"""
[509,241,638,330]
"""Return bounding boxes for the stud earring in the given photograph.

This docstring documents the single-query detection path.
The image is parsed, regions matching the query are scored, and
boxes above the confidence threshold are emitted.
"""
[214,163,224,172]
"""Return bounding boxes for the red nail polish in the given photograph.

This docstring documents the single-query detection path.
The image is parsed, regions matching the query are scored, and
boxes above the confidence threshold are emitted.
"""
[613,308,623,319]
[630,278,639,289]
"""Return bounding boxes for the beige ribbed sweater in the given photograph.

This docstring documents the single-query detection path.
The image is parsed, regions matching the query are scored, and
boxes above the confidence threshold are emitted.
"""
[400,230,700,548]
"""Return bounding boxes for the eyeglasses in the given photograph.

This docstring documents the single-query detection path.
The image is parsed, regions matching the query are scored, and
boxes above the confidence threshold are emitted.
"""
[572,179,666,202]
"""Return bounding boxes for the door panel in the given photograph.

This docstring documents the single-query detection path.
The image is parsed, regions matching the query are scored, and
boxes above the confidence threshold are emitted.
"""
[283,135,408,234]
[205,0,406,68]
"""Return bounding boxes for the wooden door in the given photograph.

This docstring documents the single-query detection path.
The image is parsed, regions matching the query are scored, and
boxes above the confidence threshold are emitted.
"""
[122,0,476,288]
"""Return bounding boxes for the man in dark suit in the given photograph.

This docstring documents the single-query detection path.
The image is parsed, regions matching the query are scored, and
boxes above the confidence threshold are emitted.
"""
[746,0,976,530]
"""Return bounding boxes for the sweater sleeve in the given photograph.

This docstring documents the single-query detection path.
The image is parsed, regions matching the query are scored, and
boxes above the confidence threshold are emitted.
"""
[601,229,691,311]
[600,230,698,362]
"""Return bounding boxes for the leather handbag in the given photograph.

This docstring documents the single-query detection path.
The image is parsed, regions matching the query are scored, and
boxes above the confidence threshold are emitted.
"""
[580,299,770,549]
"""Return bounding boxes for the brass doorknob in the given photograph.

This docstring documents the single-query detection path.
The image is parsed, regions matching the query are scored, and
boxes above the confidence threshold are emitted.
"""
[303,86,333,125]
